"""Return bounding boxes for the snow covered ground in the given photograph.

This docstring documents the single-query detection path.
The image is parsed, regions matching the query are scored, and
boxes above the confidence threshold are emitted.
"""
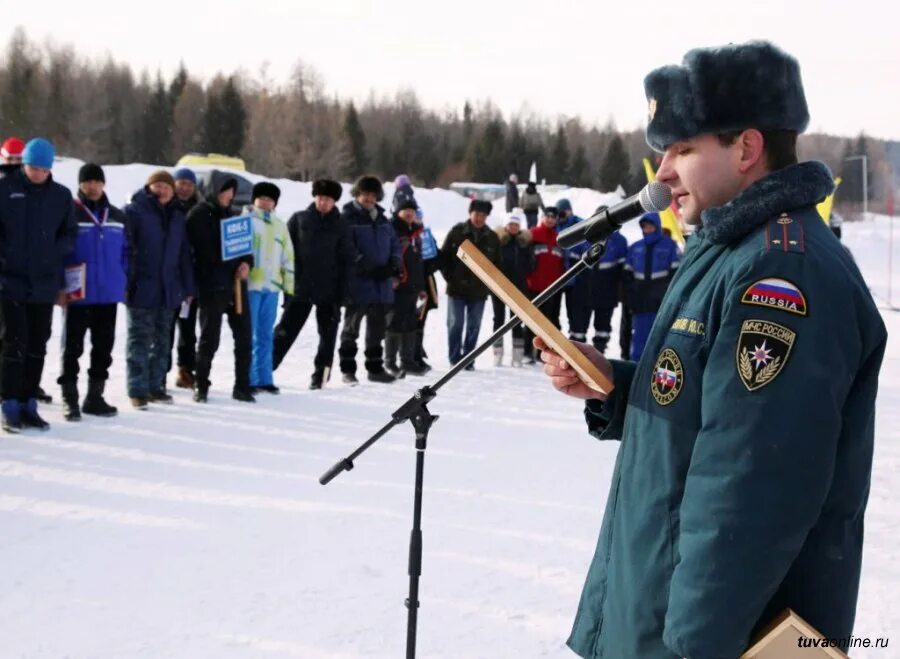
[0,164,897,658]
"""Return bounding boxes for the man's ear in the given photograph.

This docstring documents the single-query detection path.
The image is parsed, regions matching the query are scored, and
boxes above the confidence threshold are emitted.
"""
[737,129,766,174]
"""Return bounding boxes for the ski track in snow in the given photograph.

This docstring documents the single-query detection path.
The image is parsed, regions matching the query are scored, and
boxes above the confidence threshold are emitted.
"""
[0,167,897,658]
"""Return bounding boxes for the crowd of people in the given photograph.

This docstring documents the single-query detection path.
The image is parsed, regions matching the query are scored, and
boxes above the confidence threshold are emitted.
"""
[0,134,682,433]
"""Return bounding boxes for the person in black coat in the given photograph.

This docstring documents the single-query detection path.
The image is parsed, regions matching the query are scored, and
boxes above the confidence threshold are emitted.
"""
[124,171,196,409]
[492,211,535,366]
[186,176,255,403]
[0,138,78,432]
[168,167,202,389]
[272,179,353,390]
[384,199,427,377]
[338,175,401,385]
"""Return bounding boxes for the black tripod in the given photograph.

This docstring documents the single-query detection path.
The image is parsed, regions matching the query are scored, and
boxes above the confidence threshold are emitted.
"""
[320,241,607,659]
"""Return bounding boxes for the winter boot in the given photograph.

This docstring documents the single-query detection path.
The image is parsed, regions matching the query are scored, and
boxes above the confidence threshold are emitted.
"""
[192,386,208,403]
[384,332,404,378]
[130,397,149,410]
[175,367,194,389]
[36,386,52,404]
[342,372,359,387]
[2,399,22,433]
[310,366,331,390]
[232,386,257,403]
[414,328,432,372]
[62,382,81,421]
[149,387,174,404]
[400,332,428,375]
[21,398,50,431]
[367,369,396,384]
[492,343,504,367]
[82,379,118,417]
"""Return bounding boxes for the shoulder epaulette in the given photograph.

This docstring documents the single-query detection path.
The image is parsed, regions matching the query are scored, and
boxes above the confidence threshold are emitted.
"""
[764,212,805,254]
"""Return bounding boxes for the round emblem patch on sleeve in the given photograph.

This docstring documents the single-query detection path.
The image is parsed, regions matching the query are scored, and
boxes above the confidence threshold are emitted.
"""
[651,348,684,406]
[736,319,796,391]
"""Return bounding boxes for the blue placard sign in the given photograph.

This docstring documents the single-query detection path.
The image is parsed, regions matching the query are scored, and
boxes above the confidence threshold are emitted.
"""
[221,215,254,260]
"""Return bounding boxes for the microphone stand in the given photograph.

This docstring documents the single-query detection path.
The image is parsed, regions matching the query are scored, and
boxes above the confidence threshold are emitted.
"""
[319,240,608,659]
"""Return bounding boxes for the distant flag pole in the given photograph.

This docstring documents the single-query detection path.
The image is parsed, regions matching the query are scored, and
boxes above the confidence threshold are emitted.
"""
[816,176,842,224]
[643,158,685,246]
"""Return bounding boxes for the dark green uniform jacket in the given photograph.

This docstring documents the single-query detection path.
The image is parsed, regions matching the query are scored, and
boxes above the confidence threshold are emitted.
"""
[569,161,887,659]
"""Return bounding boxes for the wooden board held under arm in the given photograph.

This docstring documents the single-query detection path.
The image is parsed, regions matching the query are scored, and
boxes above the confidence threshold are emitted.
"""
[740,609,849,659]
[457,239,613,394]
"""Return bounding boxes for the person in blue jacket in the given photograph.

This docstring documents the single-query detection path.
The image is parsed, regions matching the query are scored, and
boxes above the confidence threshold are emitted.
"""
[565,206,629,354]
[338,175,402,385]
[58,163,128,421]
[124,170,195,410]
[624,212,680,360]
[536,41,887,659]
[0,138,78,432]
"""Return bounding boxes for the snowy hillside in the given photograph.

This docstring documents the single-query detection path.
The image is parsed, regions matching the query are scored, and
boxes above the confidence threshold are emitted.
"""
[0,164,897,658]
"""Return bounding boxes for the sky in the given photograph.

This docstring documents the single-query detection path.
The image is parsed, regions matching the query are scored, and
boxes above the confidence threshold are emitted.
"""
[3,0,899,141]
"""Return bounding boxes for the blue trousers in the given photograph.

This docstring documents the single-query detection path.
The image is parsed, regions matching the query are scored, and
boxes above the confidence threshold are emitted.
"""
[447,296,486,365]
[249,290,279,387]
[631,311,657,362]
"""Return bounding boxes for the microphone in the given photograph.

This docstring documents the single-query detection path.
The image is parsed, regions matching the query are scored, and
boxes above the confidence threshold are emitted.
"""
[556,181,672,249]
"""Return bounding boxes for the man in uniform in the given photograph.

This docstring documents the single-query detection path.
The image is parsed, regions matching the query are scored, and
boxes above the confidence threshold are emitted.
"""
[536,41,887,659]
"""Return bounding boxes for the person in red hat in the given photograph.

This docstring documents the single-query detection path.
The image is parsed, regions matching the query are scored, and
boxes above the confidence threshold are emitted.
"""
[0,137,25,177]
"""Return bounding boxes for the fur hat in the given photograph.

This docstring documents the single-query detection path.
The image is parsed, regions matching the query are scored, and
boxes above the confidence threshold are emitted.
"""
[351,175,384,202]
[644,40,809,152]
[469,199,493,215]
[312,179,342,201]
[146,169,175,189]
[252,181,281,205]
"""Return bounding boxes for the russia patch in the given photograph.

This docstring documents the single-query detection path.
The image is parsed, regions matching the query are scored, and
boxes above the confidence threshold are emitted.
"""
[741,278,807,316]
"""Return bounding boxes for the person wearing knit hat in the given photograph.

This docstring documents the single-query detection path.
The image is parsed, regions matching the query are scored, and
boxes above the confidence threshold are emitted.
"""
[383,198,427,378]
[57,162,127,421]
[146,169,176,190]
[186,175,255,403]
[0,137,25,165]
[0,138,78,432]
[438,198,501,369]
[491,207,534,367]
[272,180,353,390]
[163,167,203,391]
[122,168,195,410]
[243,181,292,394]
[311,178,342,202]
[390,173,417,216]
[538,41,887,659]
[338,173,400,385]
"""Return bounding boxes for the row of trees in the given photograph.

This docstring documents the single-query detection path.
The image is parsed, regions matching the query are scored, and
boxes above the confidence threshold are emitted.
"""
[0,27,896,211]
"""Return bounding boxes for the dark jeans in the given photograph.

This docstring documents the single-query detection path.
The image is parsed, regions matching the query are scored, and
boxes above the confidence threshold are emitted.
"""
[167,298,198,374]
[524,211,538,229]
[273,297,341,371]
[57,303,117,384]
[195,286,252,391]
[126,306,176,398]
[446,296,486,365]
[339,303,388,374]
[0,300,53,402]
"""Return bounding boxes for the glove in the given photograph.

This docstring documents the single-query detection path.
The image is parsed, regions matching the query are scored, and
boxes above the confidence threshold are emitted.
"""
[370,264,394,280]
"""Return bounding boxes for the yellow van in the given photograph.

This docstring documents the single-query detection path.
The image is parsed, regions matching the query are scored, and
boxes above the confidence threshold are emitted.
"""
[175,153,246,171]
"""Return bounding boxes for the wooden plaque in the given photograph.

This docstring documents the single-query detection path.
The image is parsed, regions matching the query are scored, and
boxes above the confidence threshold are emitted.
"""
[740,609,849,659]
[457,239,614,394]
